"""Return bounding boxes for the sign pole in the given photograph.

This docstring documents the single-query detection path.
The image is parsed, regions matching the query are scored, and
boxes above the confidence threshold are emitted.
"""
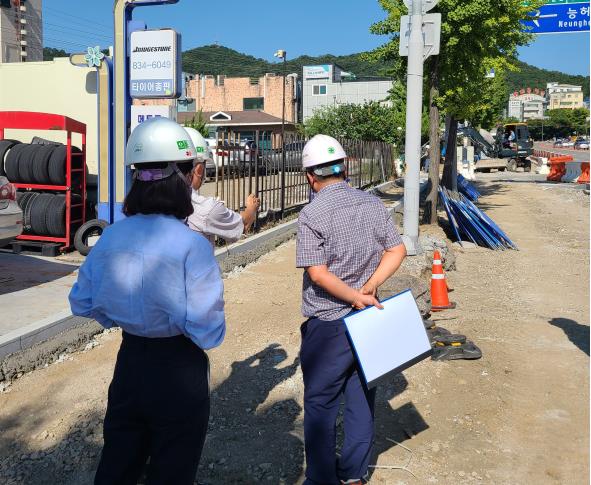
[402,0,425,255]
[112,0,180,221]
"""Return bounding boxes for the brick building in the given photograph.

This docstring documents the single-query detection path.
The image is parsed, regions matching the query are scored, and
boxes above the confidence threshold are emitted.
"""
[186,73,298,124]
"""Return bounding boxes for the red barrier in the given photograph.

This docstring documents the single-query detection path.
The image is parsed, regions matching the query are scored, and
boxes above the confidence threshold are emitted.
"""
[546,157,567,181]
[578,162,590,184]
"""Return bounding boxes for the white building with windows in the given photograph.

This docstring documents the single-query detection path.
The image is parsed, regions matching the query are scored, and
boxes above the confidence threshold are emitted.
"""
[302,64,393,121]
[507,88,547,121]
[0,0,43,63]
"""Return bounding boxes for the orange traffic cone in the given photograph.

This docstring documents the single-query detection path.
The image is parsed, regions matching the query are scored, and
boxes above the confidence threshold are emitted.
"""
[431,250,454,292]
[431,250,456,311]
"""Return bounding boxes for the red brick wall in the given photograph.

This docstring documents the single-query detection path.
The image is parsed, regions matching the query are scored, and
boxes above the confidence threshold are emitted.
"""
[187,74,296,122]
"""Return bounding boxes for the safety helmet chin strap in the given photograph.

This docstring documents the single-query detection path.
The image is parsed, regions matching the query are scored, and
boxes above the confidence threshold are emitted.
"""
[133,162,191,186]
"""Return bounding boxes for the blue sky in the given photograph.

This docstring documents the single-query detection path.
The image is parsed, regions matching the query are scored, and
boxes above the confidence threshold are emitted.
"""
[44,0,589,76]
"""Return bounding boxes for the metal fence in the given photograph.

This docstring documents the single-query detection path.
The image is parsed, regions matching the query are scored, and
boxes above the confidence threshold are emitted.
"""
[208,130,397,226]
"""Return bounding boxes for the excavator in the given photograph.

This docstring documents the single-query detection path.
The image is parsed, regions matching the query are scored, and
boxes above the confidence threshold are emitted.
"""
[458,123,533,172]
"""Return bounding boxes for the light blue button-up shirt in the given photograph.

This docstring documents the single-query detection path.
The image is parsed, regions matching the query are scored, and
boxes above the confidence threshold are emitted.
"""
[69,214,225,350]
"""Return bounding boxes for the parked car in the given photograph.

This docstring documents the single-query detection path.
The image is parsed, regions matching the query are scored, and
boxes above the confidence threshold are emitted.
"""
[562,139,575,147]
[202,139,217,178]
[268,140,306,172]
[574,138,590,150]
[0,177,22,248]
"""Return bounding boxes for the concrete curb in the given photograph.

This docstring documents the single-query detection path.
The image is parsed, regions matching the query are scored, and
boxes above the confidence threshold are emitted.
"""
[0,181,410,382]
[0,314,102,381]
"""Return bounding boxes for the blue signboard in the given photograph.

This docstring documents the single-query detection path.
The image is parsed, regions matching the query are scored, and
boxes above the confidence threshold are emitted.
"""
[523,2,590,33]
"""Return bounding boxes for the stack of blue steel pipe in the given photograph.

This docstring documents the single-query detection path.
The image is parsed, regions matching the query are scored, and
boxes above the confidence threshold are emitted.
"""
[438,186,518,250]
[457,174,481,201]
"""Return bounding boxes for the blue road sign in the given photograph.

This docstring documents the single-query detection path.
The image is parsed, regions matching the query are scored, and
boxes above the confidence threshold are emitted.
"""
[523,2,590,33]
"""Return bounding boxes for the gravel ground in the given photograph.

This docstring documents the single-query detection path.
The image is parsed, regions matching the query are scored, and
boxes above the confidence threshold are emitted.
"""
[0,174,588,484]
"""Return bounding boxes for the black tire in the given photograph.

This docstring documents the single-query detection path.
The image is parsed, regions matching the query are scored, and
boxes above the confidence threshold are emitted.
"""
[0,139,20,177]
[74,219,108,256]
[18,144,40,184]
[22,192,40,233]
[32,144,56,185]
[48,145,67,185]
[30,193,54,235]
[4,143,27,182]
[524,161,532,173]
[16,190,34,212]
[45,194,66,237]
[47,145,82,186]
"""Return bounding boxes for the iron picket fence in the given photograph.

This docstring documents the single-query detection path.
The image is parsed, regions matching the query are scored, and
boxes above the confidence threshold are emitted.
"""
[208,131,397,229]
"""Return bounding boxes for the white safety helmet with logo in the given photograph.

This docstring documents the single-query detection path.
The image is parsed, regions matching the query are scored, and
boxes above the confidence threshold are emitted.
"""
[302,134,347,177]
[125,117,196,183]
[184,127,213,164]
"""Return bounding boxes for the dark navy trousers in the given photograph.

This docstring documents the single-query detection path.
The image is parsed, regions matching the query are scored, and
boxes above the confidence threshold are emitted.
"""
[94,332,210,485]
[300,316,376,485]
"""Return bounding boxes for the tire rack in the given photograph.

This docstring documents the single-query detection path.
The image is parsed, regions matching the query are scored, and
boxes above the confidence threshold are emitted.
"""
[0,112,87,252]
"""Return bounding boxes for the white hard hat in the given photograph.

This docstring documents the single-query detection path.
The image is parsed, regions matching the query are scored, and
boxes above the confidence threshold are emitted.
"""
[184,127,212,163]
[302,134,347,169]
[125,117,196,167]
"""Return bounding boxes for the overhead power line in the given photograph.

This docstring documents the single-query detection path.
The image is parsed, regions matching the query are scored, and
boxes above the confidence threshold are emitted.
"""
[43,21,112,41]
[44,5,113,31]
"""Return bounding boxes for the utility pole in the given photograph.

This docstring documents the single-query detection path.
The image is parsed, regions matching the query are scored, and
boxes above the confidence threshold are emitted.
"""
[399,0,440,255]
[401,0,425,255]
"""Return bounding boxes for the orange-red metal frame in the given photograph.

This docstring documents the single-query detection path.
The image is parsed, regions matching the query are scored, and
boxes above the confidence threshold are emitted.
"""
[0,111,87,251]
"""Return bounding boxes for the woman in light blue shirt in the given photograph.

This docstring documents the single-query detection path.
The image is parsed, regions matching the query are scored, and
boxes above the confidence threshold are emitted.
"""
[69,118,225,485]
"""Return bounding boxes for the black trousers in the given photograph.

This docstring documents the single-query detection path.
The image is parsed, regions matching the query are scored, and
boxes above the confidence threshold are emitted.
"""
[300,317,376,485]
[95,332,210,485]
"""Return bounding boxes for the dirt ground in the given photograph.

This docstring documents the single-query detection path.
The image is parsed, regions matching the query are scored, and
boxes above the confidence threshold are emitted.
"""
[0,175,588,485]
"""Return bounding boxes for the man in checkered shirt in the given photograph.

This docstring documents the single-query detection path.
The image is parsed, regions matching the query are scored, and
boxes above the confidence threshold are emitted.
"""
[296,135,406,485]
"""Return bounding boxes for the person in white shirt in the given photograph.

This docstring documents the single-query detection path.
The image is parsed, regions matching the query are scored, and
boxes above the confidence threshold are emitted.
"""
[184,128,260,246]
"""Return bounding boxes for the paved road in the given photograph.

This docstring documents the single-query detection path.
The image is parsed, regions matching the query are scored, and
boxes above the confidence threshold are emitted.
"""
[535,141,590,163]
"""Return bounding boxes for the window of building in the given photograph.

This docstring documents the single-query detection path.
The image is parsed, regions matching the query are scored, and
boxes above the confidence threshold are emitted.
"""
[243,97,264,111]
[313,85,327,96]
[249,77,259,85]
[210,111,231,121]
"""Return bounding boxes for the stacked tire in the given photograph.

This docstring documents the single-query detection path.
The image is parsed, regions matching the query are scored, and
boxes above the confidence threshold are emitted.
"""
[3,139,84,240]
[1,141,82,185]
[16,192,80,237]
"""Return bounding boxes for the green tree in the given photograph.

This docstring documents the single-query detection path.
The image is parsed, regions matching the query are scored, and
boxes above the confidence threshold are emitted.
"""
[366,0,543,222]
[304,100,407,146]
[43,47,69,61]
[304,82,429,149]
[544,108,590,137]
[182,109,209,138]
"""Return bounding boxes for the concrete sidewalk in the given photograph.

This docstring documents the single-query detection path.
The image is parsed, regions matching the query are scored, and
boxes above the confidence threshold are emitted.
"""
[0,254,79,338]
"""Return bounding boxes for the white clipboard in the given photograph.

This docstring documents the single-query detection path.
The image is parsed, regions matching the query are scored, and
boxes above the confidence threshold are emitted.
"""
[344,289,432,388]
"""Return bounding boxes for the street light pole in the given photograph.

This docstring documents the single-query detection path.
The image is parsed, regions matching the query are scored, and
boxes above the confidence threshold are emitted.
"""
[275,49,287,215]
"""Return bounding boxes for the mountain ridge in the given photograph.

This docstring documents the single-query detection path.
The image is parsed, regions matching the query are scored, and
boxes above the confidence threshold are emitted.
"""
[42,44,590,99]
[181,45,589,98]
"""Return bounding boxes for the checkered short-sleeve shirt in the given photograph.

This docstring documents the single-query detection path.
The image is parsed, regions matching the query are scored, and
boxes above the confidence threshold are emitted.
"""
[296,181,403,321]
